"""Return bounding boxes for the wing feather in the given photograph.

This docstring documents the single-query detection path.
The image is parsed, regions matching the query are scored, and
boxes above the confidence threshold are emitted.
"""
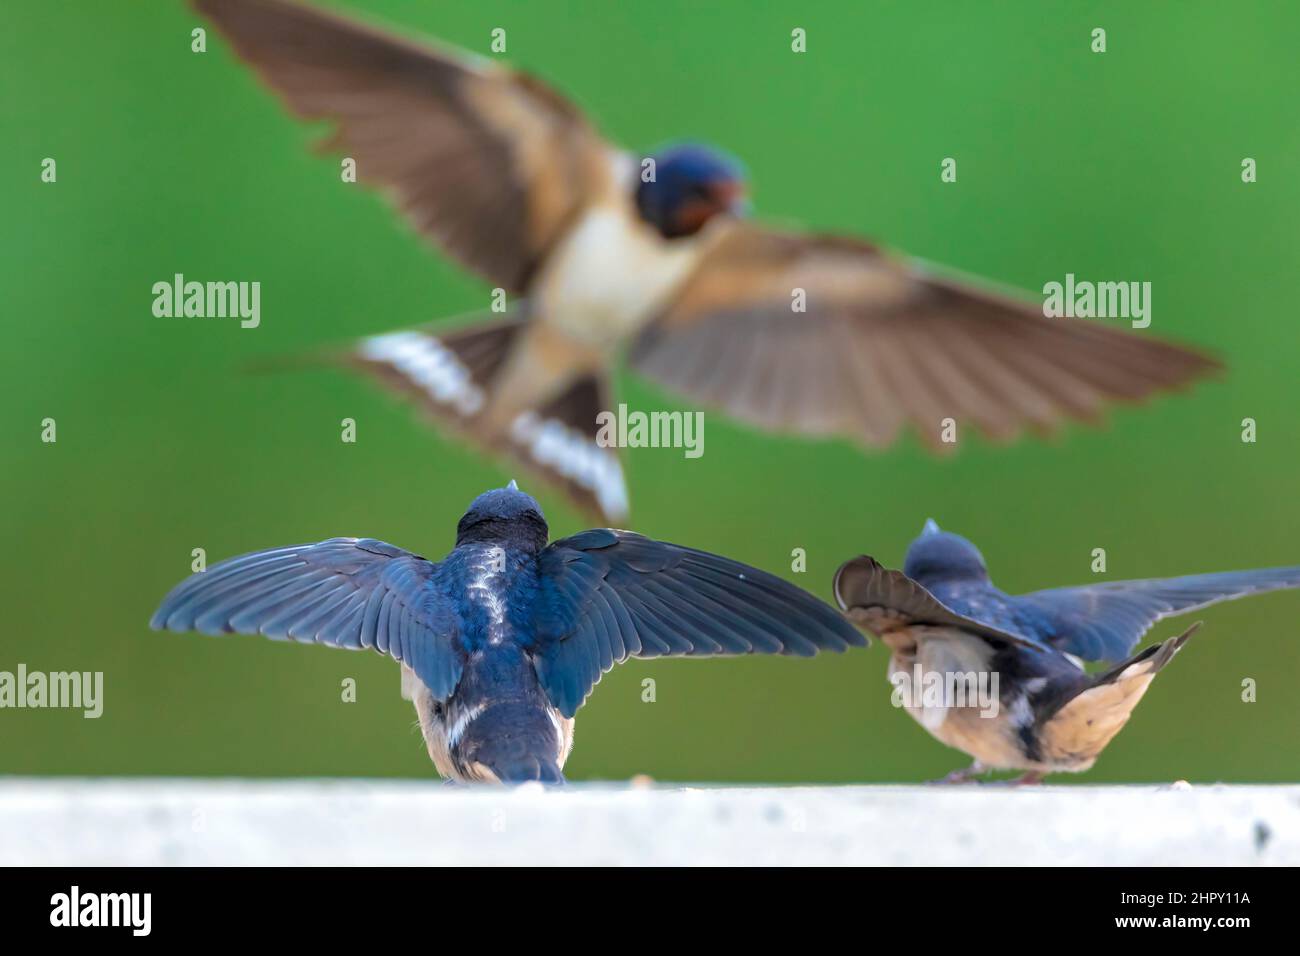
[532,530,866,716]
[631,224,1219,448]
[194,0,616,290]
[151,538,464,699]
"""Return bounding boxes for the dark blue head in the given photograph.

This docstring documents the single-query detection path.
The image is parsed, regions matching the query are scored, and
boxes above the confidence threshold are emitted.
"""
[456,481,549,552]
[903,520,990,585]
[636,143,748,239]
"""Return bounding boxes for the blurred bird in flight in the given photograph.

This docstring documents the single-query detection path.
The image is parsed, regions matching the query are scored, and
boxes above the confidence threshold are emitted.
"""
[834,521,1300,783]
[195,0,1219,521]
[151,482,865,784]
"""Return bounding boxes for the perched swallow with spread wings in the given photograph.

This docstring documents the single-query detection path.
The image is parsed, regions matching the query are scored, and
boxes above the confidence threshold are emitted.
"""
[151,482,864,783]
[195,0,1218,521]
[834,521,1300,783]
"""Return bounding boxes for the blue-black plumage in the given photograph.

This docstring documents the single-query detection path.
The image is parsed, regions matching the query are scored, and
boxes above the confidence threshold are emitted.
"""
[152,482,865,784]
[835,521,1300,782]
[899,520,1300,662]
[635,144,748,239]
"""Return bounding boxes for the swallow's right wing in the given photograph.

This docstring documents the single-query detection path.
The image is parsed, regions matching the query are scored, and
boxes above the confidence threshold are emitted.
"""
[194,0,618,291]
[531,529,866,717]
[151,538,464,700]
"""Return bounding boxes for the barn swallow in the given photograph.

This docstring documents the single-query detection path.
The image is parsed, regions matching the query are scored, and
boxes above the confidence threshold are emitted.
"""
[150,482,865,783]
[194,0,1219,521]
[834,521,1300,783]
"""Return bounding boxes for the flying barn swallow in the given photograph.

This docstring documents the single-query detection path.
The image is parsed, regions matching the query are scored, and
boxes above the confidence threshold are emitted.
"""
[151,482,865,783]
[834,521,1300,783]
[195,0,1218,521]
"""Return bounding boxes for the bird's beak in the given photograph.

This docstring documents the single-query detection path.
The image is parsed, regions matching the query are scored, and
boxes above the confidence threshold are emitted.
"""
[714,179,750,217]
[922,518,941,536]
[507,479,519,491]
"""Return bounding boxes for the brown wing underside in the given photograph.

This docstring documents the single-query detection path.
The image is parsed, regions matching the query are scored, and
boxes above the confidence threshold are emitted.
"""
[194,0,612,291]
[833,555,1042,649]
[631,224,1221,449]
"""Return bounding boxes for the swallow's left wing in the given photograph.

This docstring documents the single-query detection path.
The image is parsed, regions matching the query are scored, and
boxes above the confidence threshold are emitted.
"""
[194,0,617,291]
[150,538,465,699]
[1013,566,1300,662]
[833,555,1043,649]
[531,529,866,717]
[629,223,1219,449]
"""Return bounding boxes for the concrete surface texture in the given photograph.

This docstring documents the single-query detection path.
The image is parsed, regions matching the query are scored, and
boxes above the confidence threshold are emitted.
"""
[1,779,1295,866]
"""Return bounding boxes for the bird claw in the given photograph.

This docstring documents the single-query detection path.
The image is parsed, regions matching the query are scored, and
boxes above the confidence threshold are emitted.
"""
[1006,771,1045,787]
[928,763,985,785]
[927,765,1046,786]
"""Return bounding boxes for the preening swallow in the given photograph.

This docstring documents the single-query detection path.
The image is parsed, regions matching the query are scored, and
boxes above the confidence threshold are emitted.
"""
[151,482,864,784]
[834,521,1300,783]
[195,0,1219,522]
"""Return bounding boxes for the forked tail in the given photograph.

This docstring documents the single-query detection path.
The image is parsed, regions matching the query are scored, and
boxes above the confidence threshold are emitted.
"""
[251,314,629,522]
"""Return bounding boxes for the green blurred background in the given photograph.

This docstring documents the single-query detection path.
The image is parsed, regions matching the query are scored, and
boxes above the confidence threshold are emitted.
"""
[3,0,1298,784]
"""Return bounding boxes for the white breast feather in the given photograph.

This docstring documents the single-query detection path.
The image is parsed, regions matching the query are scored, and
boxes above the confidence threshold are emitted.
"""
[537,196,705,346]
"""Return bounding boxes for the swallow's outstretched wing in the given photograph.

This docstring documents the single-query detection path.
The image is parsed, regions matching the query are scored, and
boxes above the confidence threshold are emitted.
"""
[832,555,1043,649]
[193,0,615,290]
[629,223,1220,449]
[531,529,866,717]
[1012,566,1300,662]
[150,538,464,699]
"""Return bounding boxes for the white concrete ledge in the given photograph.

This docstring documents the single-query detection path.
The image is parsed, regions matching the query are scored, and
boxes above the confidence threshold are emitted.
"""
[1,779,1296,866]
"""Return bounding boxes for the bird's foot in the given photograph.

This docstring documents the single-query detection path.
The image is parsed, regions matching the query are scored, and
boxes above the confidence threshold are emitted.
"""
[928,762,986,785]
[1006,771,1045,787]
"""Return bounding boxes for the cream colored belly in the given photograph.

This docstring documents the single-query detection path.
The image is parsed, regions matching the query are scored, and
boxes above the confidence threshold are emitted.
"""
[532,204,706,349]
[887,628,1030,771]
